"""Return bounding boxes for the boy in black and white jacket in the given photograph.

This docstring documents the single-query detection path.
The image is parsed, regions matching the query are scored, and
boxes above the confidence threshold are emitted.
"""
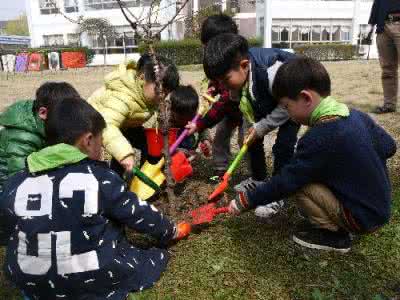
[0,97,190,300]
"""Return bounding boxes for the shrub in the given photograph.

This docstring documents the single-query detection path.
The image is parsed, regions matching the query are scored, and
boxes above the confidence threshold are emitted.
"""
[293,43,356,61]
[138,38,263,65]
[139,39,203,65]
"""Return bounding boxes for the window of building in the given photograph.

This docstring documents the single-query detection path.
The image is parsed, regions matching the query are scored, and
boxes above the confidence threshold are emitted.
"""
[67,33,80,46]
[312,26,321,41]
[321,27,330,41]
[280,27,289,41]
[291,26,300,42]
[332,26,341,41]
[88,26,139,54]
[341,26,351,41]
[300,27,310,41]
[43,34,64,46]
[39,0,60,15]
[261,20,352,45]
[84,0,147,11]
[65,0,79,13]
[271,26,279,41]
[259,17,264,38]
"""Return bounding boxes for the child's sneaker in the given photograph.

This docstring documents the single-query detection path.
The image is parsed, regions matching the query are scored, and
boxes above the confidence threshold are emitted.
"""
[234,177,265,193]
[254,200,285,218]
[292,226,351,253]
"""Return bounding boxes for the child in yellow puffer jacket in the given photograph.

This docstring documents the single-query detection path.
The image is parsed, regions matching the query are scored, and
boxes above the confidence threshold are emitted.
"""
[89,54,180,175]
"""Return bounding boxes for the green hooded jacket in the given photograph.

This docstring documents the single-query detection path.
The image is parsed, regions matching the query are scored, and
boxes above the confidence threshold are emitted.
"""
[0,100,45,192]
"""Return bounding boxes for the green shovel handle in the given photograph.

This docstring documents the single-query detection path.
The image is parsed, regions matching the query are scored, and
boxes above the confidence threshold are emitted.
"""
[132,167,160,191]
[226,144,248,176]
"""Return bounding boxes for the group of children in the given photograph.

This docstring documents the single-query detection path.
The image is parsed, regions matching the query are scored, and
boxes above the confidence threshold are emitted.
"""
[0,13,396,300]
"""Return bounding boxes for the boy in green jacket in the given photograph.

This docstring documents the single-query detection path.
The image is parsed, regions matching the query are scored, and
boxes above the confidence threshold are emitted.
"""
[0,81,80,244]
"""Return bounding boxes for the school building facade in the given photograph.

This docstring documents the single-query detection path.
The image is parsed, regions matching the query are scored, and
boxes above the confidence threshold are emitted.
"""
[25,0,377,65]
[25,0,182,65]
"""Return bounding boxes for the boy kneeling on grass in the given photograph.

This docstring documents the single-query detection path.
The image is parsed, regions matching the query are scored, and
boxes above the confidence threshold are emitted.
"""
[229,57,397,253]
[0,82,80,245]
[0,97,190,299]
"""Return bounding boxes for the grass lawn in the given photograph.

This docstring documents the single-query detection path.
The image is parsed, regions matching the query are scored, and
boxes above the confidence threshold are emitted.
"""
[0,60,399,299]
[136,188,400,300]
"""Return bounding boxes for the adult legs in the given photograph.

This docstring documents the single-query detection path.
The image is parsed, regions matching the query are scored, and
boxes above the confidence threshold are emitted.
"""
[375,24,400,112]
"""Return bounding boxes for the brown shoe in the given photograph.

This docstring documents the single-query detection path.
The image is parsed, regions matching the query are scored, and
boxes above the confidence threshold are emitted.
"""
[372,105,396,114]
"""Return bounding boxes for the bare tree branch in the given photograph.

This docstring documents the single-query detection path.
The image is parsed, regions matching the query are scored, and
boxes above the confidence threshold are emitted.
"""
[154,0,190,37]
[115,0,139,31]
[47,0,83,24]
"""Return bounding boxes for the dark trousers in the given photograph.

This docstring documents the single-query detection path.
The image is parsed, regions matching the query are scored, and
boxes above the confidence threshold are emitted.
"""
[248,120,300,180]
[110,126,155,177]
[0,210,13,246]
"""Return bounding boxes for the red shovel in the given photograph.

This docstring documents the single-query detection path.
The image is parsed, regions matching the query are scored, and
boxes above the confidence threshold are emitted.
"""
[170,151,193,183]
[208,131,255,201]
[208,143,249,201]
[191,203,229,225]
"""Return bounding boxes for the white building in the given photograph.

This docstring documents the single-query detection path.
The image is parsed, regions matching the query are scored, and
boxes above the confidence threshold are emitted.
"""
[26,0,378,65]
[189,0,377,58]
[25,0,182,65]
[256,0,377,58]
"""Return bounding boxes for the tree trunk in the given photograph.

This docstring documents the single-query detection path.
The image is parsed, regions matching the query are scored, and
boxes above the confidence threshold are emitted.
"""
[148,44,176,213]
[161,94,176,214]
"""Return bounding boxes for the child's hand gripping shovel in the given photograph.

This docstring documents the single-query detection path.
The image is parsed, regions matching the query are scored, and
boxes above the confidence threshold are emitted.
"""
[208,130,255,201]
[130,159,166,200]
[191,203,230,225]
[131,167,160,191]
[130,152,195,200]
[130,94,217,200]
[131,94,218,200]
[169,93,217,155]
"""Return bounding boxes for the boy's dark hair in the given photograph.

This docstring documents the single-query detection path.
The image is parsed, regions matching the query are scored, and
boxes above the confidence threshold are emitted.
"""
[272,56,331,100]
[200,14,238,45]
[136,53,180,93]
[170,85,199,117]
[203,33,249,80]
[45,97,106,146]
[33,82,80,114]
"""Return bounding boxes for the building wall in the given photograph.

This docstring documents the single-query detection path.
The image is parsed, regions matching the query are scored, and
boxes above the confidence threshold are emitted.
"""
[236,17,257,38]
[26,0,178,48]
[255,0,377,58]
[256,0,373,40]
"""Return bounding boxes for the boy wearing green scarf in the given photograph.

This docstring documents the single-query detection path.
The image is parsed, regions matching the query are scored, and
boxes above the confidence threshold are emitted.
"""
[229,57,396,253]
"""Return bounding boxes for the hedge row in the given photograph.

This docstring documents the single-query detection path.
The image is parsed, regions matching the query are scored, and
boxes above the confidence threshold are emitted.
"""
[293,43,356,61]
[138,38,263,65]
[139,39,356,65]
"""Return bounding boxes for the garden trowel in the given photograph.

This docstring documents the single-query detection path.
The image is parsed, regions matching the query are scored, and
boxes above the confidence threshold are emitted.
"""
[208,130,255,201]
[130,152,194,200]
[130,159,166,200]
[131,94,218,200]
[191,203,230,225]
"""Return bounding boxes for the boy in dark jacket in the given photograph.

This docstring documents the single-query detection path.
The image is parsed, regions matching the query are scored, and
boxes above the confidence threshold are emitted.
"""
[0,82,80,244]
[196,14,244,179]
[0,97,190,300]
[229,57,396,252]
[193,33,300,218]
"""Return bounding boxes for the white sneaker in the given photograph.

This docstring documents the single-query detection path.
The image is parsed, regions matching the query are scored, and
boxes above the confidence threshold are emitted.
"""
[254,200,285,218]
